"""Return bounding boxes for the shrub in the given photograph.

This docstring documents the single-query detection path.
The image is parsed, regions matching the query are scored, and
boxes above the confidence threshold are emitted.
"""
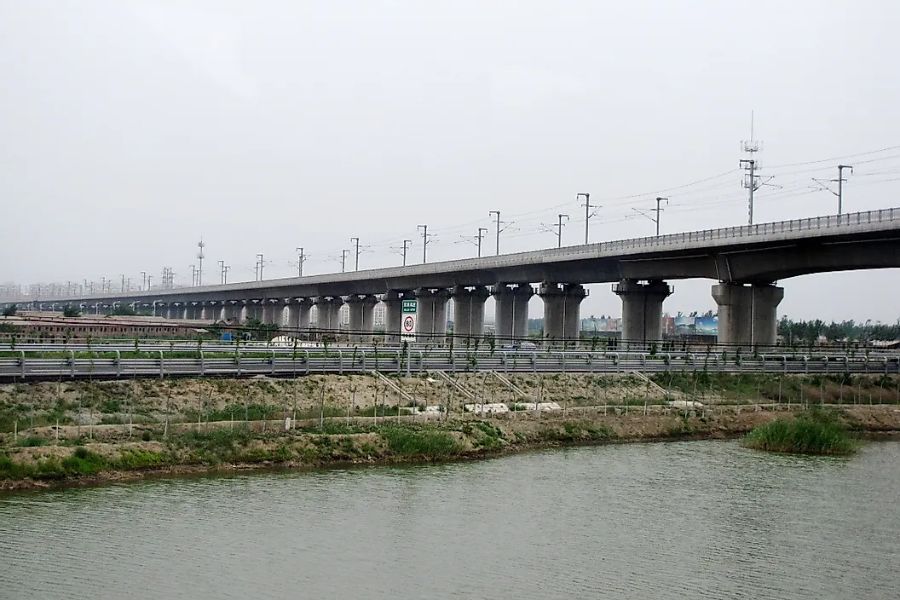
[744,410,856,455]
[17,436,47,447]
[116,449,167,469]
[381,426,460,458]
[61,448,107,475]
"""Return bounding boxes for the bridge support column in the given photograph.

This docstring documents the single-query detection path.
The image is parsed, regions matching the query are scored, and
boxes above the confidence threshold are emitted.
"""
[492,284,534,341]
[712,282,783,349]
[245,301,263,323]
[286,298,312,334]
[381,290,409,345]
[261,300,282,326]
[614,279,672,347]
[219,301,236,322]
[539,283,587,345]
[452,285,489,342]
[314,296,344,337]
[199,303,210,320]
[345,294,378,342]
[415,288,451,345]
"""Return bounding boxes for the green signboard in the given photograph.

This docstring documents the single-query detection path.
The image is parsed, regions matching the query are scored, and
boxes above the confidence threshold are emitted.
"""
[401,299,417,313]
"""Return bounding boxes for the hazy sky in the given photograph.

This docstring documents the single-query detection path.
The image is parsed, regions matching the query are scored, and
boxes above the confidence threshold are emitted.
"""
[2,1,898,322]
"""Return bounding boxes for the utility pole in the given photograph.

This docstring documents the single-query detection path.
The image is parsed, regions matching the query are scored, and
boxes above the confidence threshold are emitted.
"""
[140,271,147,291]
[653,197,666,236]
[631,197,667,236]
[190,265,197,287]
[813,164,854,219]
[577,192,599,244]
[837,164,853,216]
[489,210,502,255]
[217,260,225,284]
[146,275,152,291]
[418,225,433,263]
[341,249,350,273]
[739,158,759,225]
[120,274,125,293]
[740,113,762,225]
[555,214,569,248]
[391,240,412,267]
[255,254,264,281]
[222,265,230,284]
[476,227,489,257]
[295,247,307,277]
[350,237,360,271]
[401,239,412,266]
[196,238,205,286]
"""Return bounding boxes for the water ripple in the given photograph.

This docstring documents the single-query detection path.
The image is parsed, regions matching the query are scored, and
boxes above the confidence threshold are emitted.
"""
[2,441,899,599]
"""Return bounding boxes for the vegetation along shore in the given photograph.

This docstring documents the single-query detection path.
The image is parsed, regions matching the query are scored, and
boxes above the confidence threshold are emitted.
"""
[2,373,898,490]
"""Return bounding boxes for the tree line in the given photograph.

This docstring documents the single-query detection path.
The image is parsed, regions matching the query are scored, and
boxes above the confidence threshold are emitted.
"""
[778,317,900,344]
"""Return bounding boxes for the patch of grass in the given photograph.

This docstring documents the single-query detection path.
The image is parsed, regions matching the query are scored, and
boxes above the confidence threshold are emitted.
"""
[17,436,48,447]
[464,421,505,451]
[0,453,32,479]
[744,410,857,456]
[170,428,253,464]
[61,447,107,476]
[115,449,168,470]
[381,426,461,458]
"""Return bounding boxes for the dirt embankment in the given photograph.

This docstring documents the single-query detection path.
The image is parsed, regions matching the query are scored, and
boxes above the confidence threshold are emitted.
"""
[3,405,898,492]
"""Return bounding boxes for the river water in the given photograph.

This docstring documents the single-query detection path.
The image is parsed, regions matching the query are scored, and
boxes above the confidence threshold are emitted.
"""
[2,440,899,599]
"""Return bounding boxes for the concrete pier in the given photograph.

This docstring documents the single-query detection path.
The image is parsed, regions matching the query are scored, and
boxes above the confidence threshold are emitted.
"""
[220,301,236,322]
[415,288,451,344]
[381,290,408,345]
[614,279,672,346]
[261,300,282,326]
[452,285,489,341]
[492,284,534,341]
[286,298,312,333]
[314,296,344,335]
[712,282,783,348]
[539,283,587,344]
[345,294,378,342]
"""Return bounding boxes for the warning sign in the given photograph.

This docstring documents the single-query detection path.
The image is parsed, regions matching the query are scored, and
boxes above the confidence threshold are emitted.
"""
[401,299,417,339]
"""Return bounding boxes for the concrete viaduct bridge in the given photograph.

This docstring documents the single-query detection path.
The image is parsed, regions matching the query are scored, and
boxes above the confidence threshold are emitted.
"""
[8,207,900,347]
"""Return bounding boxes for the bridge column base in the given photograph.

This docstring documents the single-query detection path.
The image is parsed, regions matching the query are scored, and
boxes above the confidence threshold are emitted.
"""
[286,299,312,334]
[415,288,451,345]
[539,283,587,345]
[260,300,283,326]
[452,285,489,343]
[381,290,410,345]
[614,279,672,348]
[314,296,344,339]
[345,294,378,342]
[492,284,534,342]
[712,283,783,349]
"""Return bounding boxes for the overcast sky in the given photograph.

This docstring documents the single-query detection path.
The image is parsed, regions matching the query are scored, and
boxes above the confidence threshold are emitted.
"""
[1,1,898,323]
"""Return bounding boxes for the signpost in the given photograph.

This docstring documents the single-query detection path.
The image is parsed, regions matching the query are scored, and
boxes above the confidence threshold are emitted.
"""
[401,299,417,340]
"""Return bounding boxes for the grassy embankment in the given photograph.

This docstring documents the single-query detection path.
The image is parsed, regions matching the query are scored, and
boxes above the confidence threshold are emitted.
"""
[744,409,857,455]
[0,418,613,484]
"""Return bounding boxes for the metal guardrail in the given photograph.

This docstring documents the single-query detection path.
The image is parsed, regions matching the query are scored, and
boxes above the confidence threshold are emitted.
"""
[573,206,899,255]
[1,350,898,381]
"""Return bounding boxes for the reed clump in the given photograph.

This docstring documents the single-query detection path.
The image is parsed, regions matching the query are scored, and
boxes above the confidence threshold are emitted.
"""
[744,410,856,456]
